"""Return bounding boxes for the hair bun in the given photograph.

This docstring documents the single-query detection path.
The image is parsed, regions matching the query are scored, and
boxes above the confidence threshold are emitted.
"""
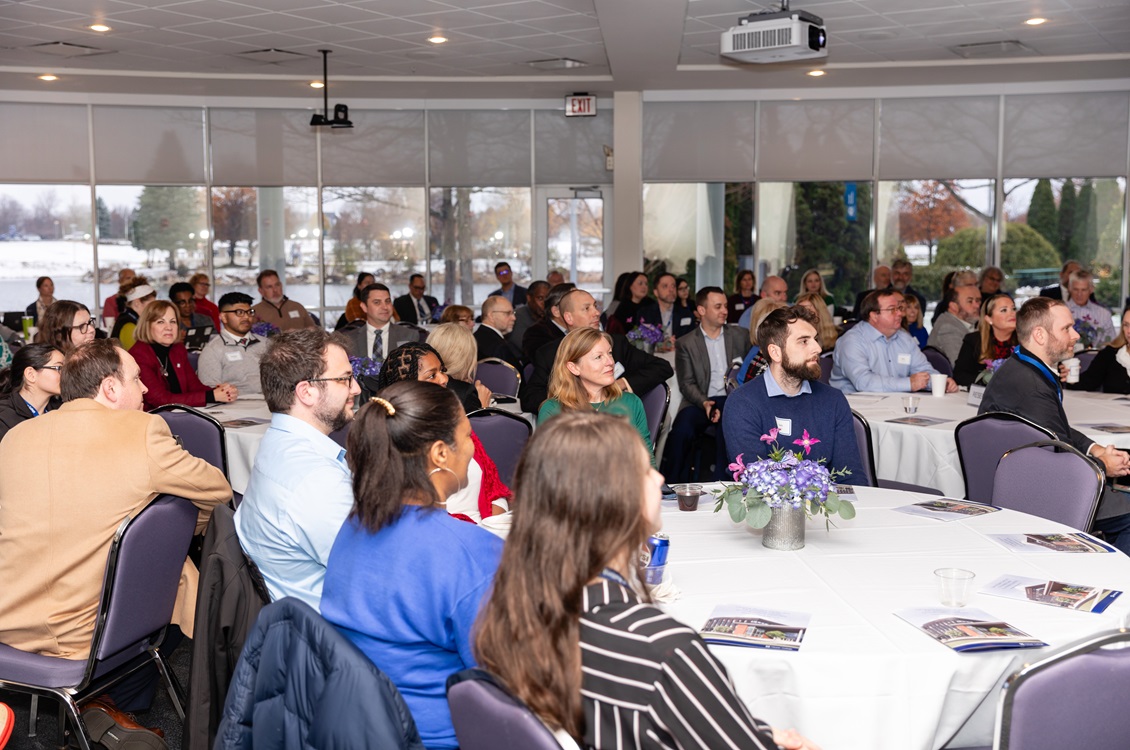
[370,396,396,416]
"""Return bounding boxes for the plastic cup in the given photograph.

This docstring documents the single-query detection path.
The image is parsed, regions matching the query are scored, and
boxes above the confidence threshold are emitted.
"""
[930,373,947,397]
[1063,357,1081,384]
[935,568,975,607]
[21,315,33,339]
[902,396,919,414]
[673,483,702,512]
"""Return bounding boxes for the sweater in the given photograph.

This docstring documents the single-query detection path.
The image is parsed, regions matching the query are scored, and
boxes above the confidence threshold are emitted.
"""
[538,392,653,456]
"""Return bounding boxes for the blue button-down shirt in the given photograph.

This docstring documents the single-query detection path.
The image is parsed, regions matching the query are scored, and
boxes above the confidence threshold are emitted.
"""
[830,321,938,394]
[235,412,354,609]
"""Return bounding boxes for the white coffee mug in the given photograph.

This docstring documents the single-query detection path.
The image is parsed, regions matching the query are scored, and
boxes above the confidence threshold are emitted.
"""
[930,373,947,397]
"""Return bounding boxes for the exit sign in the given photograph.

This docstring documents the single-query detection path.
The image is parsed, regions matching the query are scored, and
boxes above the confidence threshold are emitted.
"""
[564,94,597,117]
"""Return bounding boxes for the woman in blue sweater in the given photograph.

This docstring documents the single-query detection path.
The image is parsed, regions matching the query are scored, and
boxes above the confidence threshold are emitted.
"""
[320,380,504,750]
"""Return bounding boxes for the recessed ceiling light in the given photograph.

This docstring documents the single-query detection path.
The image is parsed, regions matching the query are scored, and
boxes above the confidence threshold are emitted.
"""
[1024,17,1047,26]
[427,35,448,44]
[807,70,825,77]
[309,81,324,88]
[38,74,58,81]
[89,23,111,32]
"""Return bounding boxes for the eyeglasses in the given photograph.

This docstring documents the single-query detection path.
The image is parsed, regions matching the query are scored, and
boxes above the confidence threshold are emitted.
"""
[877,305,906,313]
[305,375,356,385]
[38,365,63,372]
[69,319,96,333]
[222,309,255,317]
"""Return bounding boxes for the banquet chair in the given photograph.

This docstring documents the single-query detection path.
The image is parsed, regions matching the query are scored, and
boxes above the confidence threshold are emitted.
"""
[1077,348,1098,374]
[153,403,230,479]
[0,494,198,750]
[818,353,833,385]
[395,322,429,342]
[476,357,522,397]
[446,668,566,750]
[992,440,1103,531]
[467,408,533,486]
[851,410,942,494]
[921,345,953,377]
[639,382,671,453]
[187,349,201,372]
[955,412,1055,503]
[328,420,351,449]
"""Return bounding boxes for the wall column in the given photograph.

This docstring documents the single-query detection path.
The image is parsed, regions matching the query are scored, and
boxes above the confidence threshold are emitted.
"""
[612,90,643,282]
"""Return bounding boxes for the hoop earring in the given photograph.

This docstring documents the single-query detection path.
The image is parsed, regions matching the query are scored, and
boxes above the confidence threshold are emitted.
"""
[428,465,466,497]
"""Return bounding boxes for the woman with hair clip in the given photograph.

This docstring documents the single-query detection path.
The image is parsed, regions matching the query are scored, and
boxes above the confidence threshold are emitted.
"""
[36,300,97,355]
[474,411,819,750]
[537,327,652,457]
[0,343,64,443]
[320,380,503,750]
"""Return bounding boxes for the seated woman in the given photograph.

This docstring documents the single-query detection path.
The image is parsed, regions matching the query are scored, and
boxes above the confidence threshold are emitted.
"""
[953,293,1017,387]
[474,411,819,750]
[538,327,652,456]
[795,292,838,352]
[427,322,491,413]
[673,277,698,337]
[36,300,97,355]
[797,268,835,312]
[737,298,786,384]
[606,271,652,335]
[320,380,503,750]
[0,343,64,443]
[1070,307,1130,394]
[111,279,157,350]
[130,300,238,410]
[334,272,375,330]
[377,342,509,523]
[439,304,475,331]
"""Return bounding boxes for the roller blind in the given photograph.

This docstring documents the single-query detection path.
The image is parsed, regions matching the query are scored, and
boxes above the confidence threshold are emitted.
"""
[210,108,316,186]
[642,101,756,181]
[428,110,531,186]
[93,106,206,184]
[0,103,90,183]
[1003,92,1130,178]
[879,96,999,179]
[758,100,874,181]
[534,110,613,185]
[321,109,426,186]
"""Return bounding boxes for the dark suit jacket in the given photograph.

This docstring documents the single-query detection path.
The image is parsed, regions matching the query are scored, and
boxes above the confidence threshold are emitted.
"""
[521,320,565,364]
[489,284,527,307]
[520,332,674,414]
[342,322,419,360]
[674,326,751,411]
[474,325,523,369]
[672,301,699,339]
[393,294,439,325]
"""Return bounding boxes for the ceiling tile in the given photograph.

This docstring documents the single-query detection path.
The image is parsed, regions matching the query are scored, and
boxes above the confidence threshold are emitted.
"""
[154,0,261,20]
[341,17,435,36]
[476,0,577,22]
[287,25,377,44]
[0,4,86,24]
[521,14,600,32]
[351,0,453,15]
[104,7,201,26]
[225,12,327,32]
[284,4,386,24]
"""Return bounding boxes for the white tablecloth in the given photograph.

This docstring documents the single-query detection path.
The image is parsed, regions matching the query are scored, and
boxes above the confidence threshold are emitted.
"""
[660,484,1130,750]
[846,390,1130,497]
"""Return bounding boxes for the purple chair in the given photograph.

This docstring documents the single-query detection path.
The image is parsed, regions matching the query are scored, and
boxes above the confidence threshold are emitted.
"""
[921,345,953,377]
[395,322,429,343]
[468,408,533,486]
[992,440,1103,531]
[639,382,671,454]
[955,412,1055,503]
[990,629,1130,750]
[0,494,198,749]
[446,668,563,750]
[522,362,534,383]
[1077,348,1099,375]
[153,403,229,479]
[818,353,833,385]
[852,410,943,494]
[328,420,351,449]
[476,358,522,397]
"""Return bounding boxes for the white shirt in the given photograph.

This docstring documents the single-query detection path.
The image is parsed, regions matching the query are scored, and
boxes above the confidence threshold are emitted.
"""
[366,321,392,360]
[702,327,728,398]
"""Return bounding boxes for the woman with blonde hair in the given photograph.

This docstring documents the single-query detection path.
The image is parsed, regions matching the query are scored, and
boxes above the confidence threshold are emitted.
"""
[953,293,1018,387]
[427,322,491,412]
[795,292,838,352]
[901,293,928,348]
[439,304,475,331]
[736,298,787,383]
[797,268,834,310]
[537,327,652,456]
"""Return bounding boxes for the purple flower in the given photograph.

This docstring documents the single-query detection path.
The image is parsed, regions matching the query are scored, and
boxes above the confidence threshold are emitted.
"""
[349,356,382,379]
[251,321,280,338]
[627,322,664,345]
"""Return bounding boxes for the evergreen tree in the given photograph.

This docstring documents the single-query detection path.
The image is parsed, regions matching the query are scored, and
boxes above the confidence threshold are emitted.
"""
[1058,179,1077,260]
[1026,179,1057,248]
[95,196,112,240]
[1094,179,1123,265]
[937,223,1059,274]
[792,182,870,305]
[133,186,202,270]
[1073,179,1098,266]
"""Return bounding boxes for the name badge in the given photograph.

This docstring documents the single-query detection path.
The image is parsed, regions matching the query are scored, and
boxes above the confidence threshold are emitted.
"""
[288,309,300,319]
[680,317,691,326]
[735,303,745,311]
[226,351,243,362]
[897,353,911,365]
[775,417,793,436]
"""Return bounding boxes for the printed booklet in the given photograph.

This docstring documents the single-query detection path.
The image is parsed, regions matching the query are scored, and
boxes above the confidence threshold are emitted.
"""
[987,532,1116,554]
[1081,423,1130,434]
[981,574,1121,614]
[893,498,1000,521]
[895,607,1045,652]
[220,417,270,428]
[699,605,811,651]
[885,415,950,426]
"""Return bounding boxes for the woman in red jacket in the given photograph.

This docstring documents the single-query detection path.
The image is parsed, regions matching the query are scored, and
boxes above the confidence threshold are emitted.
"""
[129,300,238,411]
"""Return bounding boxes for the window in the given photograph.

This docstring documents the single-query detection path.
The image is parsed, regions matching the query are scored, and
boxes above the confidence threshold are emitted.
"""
[642,183,741,293]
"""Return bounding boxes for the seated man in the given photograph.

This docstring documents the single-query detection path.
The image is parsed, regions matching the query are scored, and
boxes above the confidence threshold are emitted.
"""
[738,275,788,330]
[475,295,524,369]
[197,292,267,395]
[1039,260,1083,301]
[393,273,440,325]
[852,265,891,321]
[521,282,573,363]
[235,329,361,608]
[661,287,750,483]
[343,283,418,362]
[1065,269,1115,348]
[508,279,548,349]
[831,290,957,394]
[489,261,527,306]
[252,269,317,331]
[926,282,981,364]
[723,306,866,481]
[979,297,1130,552]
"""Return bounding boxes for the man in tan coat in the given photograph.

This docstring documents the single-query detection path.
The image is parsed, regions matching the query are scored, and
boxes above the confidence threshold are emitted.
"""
[0,338,231,660]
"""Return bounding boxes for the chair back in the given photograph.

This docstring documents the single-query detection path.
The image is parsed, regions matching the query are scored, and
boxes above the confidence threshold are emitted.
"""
[522,362,534,382]
[1077,349,1098,374]
[955,412,1055,503]
[395,322,430,342]
[819,353,833,385]
[476,358,522,397]
[467,408,533,486]
[638,382,670,452]
[723,361,743,394]
[992,440,1103,530]
[995,629,1130,750]
[921,346,953,376]
[446,669,564,750]
[153,404,229,478]
[850,410,877,487]
[187,350,201,372]
[328,420,350,449]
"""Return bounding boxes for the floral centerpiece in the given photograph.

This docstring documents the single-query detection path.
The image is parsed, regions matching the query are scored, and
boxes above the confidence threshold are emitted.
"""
[975,358,1006,385]
[250,321,280,339]
[713,428,854,550]
[1073,315,1101,349]
[626,322,664,353]
[430,303,448,323]
[350,356,383,400]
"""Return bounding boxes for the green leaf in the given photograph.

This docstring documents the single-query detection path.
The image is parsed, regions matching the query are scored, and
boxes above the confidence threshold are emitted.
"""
[747,502,773,529]
[727,500,748,523]
[823,494,841,514]
[838,499,856,520]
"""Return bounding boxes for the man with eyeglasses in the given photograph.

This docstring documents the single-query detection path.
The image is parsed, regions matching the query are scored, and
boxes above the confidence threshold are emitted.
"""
[489,261,528,307]
[393,273,439,325]
[508,279,549,350]
[475,295,524,369]
[197,292,266,395]
[235,328,360,609]
[831,290,957,394]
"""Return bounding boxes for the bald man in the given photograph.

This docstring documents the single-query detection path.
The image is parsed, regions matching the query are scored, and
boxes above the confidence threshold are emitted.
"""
[852,265,892,321]
[475,295,524,369]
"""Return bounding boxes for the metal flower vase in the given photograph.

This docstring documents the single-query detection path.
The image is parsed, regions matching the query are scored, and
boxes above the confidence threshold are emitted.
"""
[763,504,806,551]
[631,339,655,355]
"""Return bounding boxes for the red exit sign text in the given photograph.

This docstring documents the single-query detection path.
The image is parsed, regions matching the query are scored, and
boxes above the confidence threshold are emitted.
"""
[564,95,597,117]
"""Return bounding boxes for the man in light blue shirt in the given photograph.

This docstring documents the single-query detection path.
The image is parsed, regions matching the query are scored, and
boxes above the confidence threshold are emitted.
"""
[235,328,361,609]
[831,290,957,394]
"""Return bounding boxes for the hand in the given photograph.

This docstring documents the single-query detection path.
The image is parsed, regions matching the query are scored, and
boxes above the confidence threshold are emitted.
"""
[909,372,930,391]
[1057,362,1069,381]
[702,399,716,419]
[772,727,822,750]
[213,384,238,403]
[616,377,632,393]
[945,376,959,393]
[474,380,492,409]
[1092,444,1130,477]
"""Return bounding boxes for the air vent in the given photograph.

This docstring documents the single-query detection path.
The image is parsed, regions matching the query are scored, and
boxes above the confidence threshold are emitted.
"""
[528,58,589,70]
[951,40,1036,59]
[729,26,793,52]
[28,41,111,58]
[236,48,307,64]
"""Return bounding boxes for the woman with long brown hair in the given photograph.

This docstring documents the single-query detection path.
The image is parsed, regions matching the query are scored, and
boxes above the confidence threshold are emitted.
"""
[953,293,1017,387]
[35,300,97,355]
[474,411,818,750]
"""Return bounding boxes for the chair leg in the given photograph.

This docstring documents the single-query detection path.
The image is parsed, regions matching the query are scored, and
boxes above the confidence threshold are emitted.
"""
[153,649,185,721]
[59,693,93,750]
[27,694,37,737]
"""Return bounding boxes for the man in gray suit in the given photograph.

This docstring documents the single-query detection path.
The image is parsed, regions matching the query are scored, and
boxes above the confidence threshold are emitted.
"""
[661,286,751,482]
[342,283,418,362]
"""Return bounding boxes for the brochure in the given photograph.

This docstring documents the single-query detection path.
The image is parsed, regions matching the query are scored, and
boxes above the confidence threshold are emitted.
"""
[220,417,270,429]
[987,532,1116,554]
[895,607,1046,652]
[886,415,950,426]
[893,498,1000,521]
[1081,423,1130,434]
[699,605,810,651]
[981,574,1122,614]
[833,484,857,501]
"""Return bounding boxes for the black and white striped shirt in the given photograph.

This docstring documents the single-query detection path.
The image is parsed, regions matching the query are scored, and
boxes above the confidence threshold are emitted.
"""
[580,578,778,750]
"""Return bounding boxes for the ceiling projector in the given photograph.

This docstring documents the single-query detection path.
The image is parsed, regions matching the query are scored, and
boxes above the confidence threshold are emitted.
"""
[720,7,828,64]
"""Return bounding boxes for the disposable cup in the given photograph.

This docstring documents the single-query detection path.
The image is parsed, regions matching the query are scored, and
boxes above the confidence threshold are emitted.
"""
[903,396,919,414]
[930,373,947,397]
[935,567,975,607]
[673,483,702,512]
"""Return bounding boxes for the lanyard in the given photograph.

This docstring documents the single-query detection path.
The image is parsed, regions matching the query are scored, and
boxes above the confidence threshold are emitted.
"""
[1012,347,1061,401]
[23,399,38,417]
[598,568,630,587]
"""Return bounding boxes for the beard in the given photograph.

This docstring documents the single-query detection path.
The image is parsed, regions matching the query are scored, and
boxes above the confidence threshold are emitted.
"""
[314,391,354,433]
[781,349,821,382]
[1046,333,1075,364]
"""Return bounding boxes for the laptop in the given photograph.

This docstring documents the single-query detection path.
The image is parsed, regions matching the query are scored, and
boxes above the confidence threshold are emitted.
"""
[2,311,25,331]
[184,325,214,351]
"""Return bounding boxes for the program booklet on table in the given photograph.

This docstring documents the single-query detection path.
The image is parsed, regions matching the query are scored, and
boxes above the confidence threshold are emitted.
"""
[896,608,1046,652]
[699,605,810,651]
[893,498,1000,521]
[987,532,1117,553]
[982,574,1122,614]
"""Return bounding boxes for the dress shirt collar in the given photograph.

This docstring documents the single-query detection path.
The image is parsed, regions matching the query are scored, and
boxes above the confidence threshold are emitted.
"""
[269,412,348,465]
[552,320,567,334]
[858,320,898,342]
[366,320,391,336]
[483,323,505,338]
[221,329,259,346]
[763,365,813,398]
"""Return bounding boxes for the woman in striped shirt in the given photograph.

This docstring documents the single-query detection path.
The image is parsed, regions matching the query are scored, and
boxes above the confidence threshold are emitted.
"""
[474,411,819,750]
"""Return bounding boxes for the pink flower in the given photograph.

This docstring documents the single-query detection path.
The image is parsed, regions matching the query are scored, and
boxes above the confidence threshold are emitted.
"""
[793,429,821,455]
[760,428,778,444]
[728,453,745,481]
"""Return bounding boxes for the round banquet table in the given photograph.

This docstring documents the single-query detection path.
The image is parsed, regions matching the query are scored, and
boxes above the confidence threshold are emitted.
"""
[659,483,1130,750]
[845,390,1130,497]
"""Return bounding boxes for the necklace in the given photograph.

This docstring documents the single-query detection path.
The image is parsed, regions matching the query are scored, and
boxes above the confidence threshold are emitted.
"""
[154,350,171,378]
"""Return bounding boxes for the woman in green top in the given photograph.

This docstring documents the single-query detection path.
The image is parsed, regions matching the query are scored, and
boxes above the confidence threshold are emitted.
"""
[538,327,653,459]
